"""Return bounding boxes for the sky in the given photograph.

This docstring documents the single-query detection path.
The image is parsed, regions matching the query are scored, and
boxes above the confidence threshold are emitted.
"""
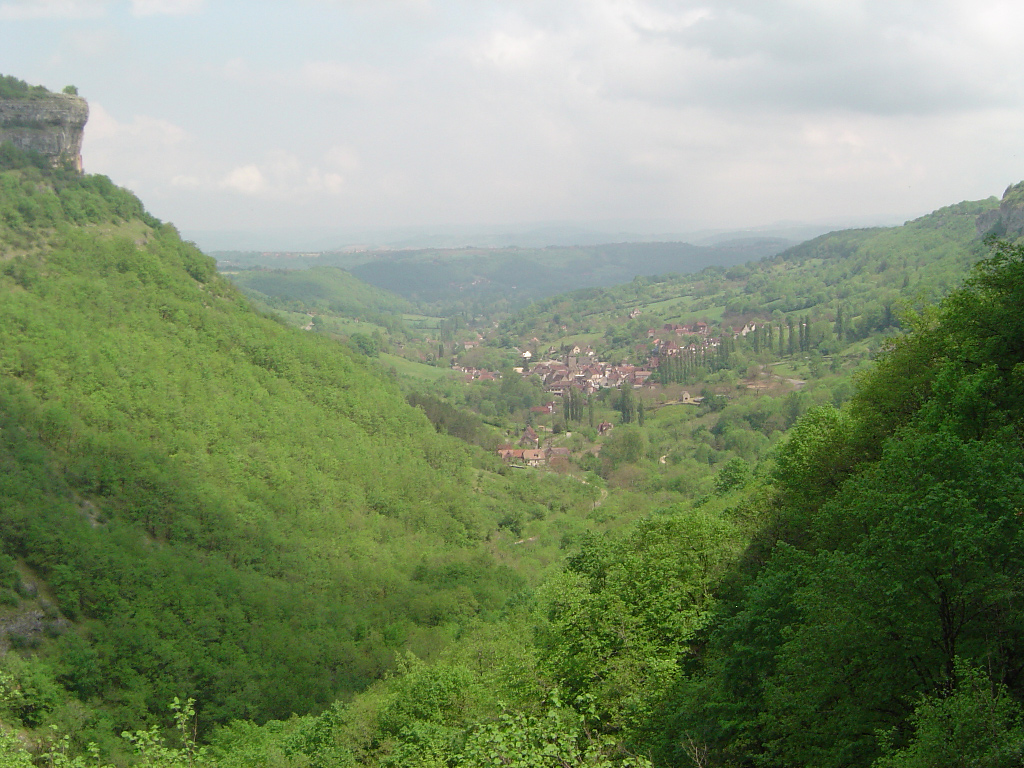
[2,0,1024,250]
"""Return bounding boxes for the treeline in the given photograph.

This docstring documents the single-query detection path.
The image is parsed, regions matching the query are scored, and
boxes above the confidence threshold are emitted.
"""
[0,148,160,232]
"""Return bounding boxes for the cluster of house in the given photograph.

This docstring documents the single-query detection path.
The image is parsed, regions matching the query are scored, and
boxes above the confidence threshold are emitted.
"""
[646,321,722,362]
[495,420,614,466]
[522,357,654,395]
[496,445,573,467]
[453,366,501,382]
[650,321,710,337]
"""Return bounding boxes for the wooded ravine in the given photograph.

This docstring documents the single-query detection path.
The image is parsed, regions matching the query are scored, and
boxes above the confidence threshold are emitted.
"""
[2,135,1024,767]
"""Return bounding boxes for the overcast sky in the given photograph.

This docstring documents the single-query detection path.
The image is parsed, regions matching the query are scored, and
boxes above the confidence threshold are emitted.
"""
[2,0,1024,249]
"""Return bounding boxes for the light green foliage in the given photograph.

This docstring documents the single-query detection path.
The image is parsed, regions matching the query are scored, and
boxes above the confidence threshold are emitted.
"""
[283,652,504,768]
[0,74,51,100]
[0,146,576,746]
[536,509,736,735]
[227,266,414,341]
[119,698,208,768]
[875,660,1024,768]
[769,404,858,534]
[206,718,312,768]
[0,668,32,768]
[0,731,34,768]
[458,697,653,768]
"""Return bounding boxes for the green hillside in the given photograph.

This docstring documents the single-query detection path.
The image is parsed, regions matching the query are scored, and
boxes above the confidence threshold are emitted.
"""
[183,230,1024,768]
[497,197,999,360]
[226,265,414,319]
[5,124,1024,768]
[0,144,600,756]
[30,231,1016,768]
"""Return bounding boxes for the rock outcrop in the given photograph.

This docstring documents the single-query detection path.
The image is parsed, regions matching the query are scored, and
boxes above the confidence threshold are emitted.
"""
[0,92,89,171]
[976,181,1024,239]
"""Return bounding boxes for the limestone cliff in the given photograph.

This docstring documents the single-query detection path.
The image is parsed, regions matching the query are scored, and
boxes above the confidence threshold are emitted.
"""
[0,92,89,171]
[976,181,1024,240]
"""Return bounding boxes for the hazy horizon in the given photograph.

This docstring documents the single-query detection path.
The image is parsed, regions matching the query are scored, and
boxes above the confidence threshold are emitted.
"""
[1,0,1021,248]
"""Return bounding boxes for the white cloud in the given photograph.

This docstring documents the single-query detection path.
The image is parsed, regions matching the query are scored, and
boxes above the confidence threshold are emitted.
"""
[297,60,389,97]
[324,145,360,172]
[0,0,108,19]
[215,151,354,198]
[221,164,268,196]
[170,174,201,188]
[87,102,187,145]
[129,0,202,16]
[27,0,1024,237]
[305,168,345,195]
[477,29,547,72]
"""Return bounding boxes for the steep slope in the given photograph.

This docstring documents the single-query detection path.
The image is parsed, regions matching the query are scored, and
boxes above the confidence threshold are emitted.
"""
[0,147,545,733]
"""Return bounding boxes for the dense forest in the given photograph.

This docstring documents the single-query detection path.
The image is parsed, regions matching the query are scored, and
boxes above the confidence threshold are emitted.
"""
[2,134,1024,767]
[0,143,600,764]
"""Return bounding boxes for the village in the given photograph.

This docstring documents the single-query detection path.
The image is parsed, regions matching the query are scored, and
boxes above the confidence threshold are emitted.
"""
[478,320,739,468]
[439,315,779,468]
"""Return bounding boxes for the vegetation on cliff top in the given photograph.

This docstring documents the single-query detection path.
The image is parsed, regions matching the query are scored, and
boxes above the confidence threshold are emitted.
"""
[0,75,52,101]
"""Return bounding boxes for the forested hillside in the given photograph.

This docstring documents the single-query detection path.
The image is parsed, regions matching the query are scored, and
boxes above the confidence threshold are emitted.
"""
[4,130,1024,768]
[227,265,414,320]
[0,144,602,761]
[497,196,998,362]
[170,234,1024,768]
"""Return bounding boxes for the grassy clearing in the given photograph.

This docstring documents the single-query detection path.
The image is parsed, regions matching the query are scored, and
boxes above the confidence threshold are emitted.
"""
[379,353,462,382]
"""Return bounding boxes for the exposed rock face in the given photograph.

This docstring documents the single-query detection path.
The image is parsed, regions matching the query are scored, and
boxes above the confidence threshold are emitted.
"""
[976,181,1024,239]
[0,92,89,171]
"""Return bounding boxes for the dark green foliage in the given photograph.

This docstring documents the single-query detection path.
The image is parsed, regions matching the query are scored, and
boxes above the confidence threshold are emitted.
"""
[0,75,50,100]
[712,457,749,495]
[875,660,1024,768]
[407,391,494,447]
[0,142,51,172]
[671,239,1024,767]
